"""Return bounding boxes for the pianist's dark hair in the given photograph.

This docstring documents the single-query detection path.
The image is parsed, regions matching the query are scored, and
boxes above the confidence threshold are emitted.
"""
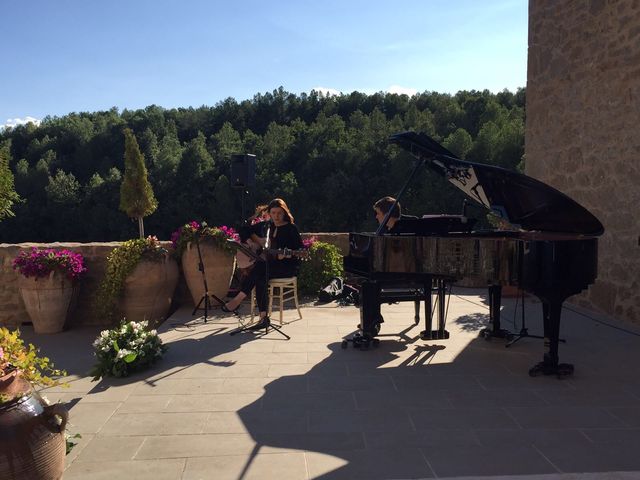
[374,196,401,218]
[268,198,295,224]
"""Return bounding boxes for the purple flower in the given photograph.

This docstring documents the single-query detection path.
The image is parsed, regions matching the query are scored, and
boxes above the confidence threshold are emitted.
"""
[13,248,87,280]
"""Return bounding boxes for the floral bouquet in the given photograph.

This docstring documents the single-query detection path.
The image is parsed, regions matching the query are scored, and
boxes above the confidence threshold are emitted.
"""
[89,320,167,380]
[171,220,239,257]
[95,236,169,320]
[13,248,86,281]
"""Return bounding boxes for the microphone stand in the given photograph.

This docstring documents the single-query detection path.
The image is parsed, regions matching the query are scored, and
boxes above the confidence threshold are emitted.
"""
[192,231,226,323]
[229,221,290,339]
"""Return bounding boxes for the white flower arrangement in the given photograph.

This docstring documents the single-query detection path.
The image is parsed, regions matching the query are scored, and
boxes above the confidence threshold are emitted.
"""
[89,320,167,380]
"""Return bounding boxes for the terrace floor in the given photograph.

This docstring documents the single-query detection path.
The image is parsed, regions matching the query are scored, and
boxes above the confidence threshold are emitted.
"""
[23,288,640,480]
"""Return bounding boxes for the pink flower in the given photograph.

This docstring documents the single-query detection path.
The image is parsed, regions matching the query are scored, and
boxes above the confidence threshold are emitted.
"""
[13,248,87,280]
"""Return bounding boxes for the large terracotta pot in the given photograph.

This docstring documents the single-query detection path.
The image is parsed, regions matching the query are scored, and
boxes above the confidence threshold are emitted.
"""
[0,377,68,480]
[181,239,235,306]
[18,272,77,334]
[120,255,179,326]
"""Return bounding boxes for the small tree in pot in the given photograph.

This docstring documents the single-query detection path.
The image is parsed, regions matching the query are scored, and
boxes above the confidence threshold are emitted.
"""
[120,128,157,239]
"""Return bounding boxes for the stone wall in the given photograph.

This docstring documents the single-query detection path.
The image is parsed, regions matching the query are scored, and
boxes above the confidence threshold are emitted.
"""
[527,0,640,323]
[0,233,349,329]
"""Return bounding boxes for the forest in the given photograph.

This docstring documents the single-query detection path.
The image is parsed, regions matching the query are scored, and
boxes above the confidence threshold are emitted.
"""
[0,87,525,242]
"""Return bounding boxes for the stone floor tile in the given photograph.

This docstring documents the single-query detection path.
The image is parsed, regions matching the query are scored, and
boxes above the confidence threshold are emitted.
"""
[77,382,138,403]
[308,409,414,433]
[166,392,262,412]
[423,444,558,477]
[537,442,640,473]
[74,435,146,462]
[365,430,480,449]
[507,406,627,429]
[354,389,450,410]
[183,452,307,480]
[226,408,309,434]
[409,407,520,430]
[117,394,172,413]
[607,407,640,427]
[99,412,210,435]
[308,375,395,392]
[67,401,121,434]
[131,378,226,395]
[306,448,433,479]
[262,391,356,411]
[582,428,640,444]
[63,458,185,480]
[473,428,592,448]
[135,433,290,459]
[445,388,547,408]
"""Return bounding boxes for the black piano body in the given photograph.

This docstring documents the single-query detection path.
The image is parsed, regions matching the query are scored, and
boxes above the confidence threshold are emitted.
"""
[343,131,604,377]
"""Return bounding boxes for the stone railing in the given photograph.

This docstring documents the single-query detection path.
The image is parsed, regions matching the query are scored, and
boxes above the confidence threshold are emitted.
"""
[0,233,349,329]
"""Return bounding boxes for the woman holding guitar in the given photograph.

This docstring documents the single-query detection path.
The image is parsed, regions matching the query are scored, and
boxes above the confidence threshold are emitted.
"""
[223,198,304,326]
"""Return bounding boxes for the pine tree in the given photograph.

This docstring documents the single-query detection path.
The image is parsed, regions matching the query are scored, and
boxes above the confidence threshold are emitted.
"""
[0,140,21,221]
[120,128,158,238]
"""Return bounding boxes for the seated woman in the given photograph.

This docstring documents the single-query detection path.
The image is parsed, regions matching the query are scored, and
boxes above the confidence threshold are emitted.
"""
[223,198,303,327]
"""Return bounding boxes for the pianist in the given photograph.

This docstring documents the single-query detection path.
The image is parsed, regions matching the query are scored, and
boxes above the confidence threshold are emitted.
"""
[373,196,419,234]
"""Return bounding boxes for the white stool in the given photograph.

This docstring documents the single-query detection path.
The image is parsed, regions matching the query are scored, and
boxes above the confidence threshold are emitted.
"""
[251,277,302,325]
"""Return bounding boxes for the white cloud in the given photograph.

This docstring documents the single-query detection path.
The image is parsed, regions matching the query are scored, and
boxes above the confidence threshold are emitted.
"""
[386,85,418,96]
[1,116,41,130]
[310,86,341,97]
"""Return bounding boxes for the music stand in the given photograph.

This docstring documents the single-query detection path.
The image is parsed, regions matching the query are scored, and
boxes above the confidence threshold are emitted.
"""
[229,223,290,339]
[192,233,226,323]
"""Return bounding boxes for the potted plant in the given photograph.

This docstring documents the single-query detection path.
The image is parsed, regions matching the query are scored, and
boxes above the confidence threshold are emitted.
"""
[1,327,68,479]
[171,221,238,307]
[298,239,344,295]
[95,236,179,326]
[89,320,167,380]
[13,248,86,333]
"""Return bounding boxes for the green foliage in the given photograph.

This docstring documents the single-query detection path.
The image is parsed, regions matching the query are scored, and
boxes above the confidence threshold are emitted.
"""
[45,169,81,204]
[298,241,344,294]
[94,237,168,323]
[89,320,167,380]
[0,327,67,404]
[120,128,158,238]
[0,140,21,221]
[0,88,526,242]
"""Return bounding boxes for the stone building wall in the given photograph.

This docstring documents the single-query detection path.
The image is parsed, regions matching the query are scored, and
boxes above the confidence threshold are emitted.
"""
[0,233,349,329]
[526,0,640,323]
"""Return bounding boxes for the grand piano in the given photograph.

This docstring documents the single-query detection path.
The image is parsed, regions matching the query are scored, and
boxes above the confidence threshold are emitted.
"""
[343,131,604,377]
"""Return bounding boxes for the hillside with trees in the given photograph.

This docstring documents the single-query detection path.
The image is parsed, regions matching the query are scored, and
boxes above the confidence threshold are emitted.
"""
[0,87,525,242]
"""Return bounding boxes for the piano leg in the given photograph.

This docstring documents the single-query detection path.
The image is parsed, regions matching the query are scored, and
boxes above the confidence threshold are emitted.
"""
[529,299,574,378]
[480,285,513,340]
[341,281,381,349]
[420,277,450,340]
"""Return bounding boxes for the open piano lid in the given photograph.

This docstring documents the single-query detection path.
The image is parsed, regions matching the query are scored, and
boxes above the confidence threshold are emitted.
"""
[390,131,604,236]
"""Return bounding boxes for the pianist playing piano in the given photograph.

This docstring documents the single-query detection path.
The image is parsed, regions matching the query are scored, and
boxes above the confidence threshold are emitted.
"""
[373,196,419,234]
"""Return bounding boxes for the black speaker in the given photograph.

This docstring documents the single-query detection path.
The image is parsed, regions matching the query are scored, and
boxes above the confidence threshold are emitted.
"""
[230,154,256,187]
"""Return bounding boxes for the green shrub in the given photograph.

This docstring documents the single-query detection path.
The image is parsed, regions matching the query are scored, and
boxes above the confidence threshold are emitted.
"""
[298,241,344,294]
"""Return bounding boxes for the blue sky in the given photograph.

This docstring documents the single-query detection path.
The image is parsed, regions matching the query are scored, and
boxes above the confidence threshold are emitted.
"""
[0,0,527,129]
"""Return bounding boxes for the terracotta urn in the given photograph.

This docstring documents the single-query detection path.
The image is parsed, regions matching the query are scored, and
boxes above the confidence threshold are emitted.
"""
[181,238,235,307]
[120,254,179,326]
[0,376,68,480]
[17,272,77,334]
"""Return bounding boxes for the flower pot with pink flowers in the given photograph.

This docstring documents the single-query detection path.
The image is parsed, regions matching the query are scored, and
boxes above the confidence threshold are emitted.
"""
[171,221,238,307]
[12,248,86,334]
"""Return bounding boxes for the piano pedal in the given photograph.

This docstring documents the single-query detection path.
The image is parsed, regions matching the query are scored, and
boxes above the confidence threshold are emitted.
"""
[420,329,450,340]
[528,361,574,378]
